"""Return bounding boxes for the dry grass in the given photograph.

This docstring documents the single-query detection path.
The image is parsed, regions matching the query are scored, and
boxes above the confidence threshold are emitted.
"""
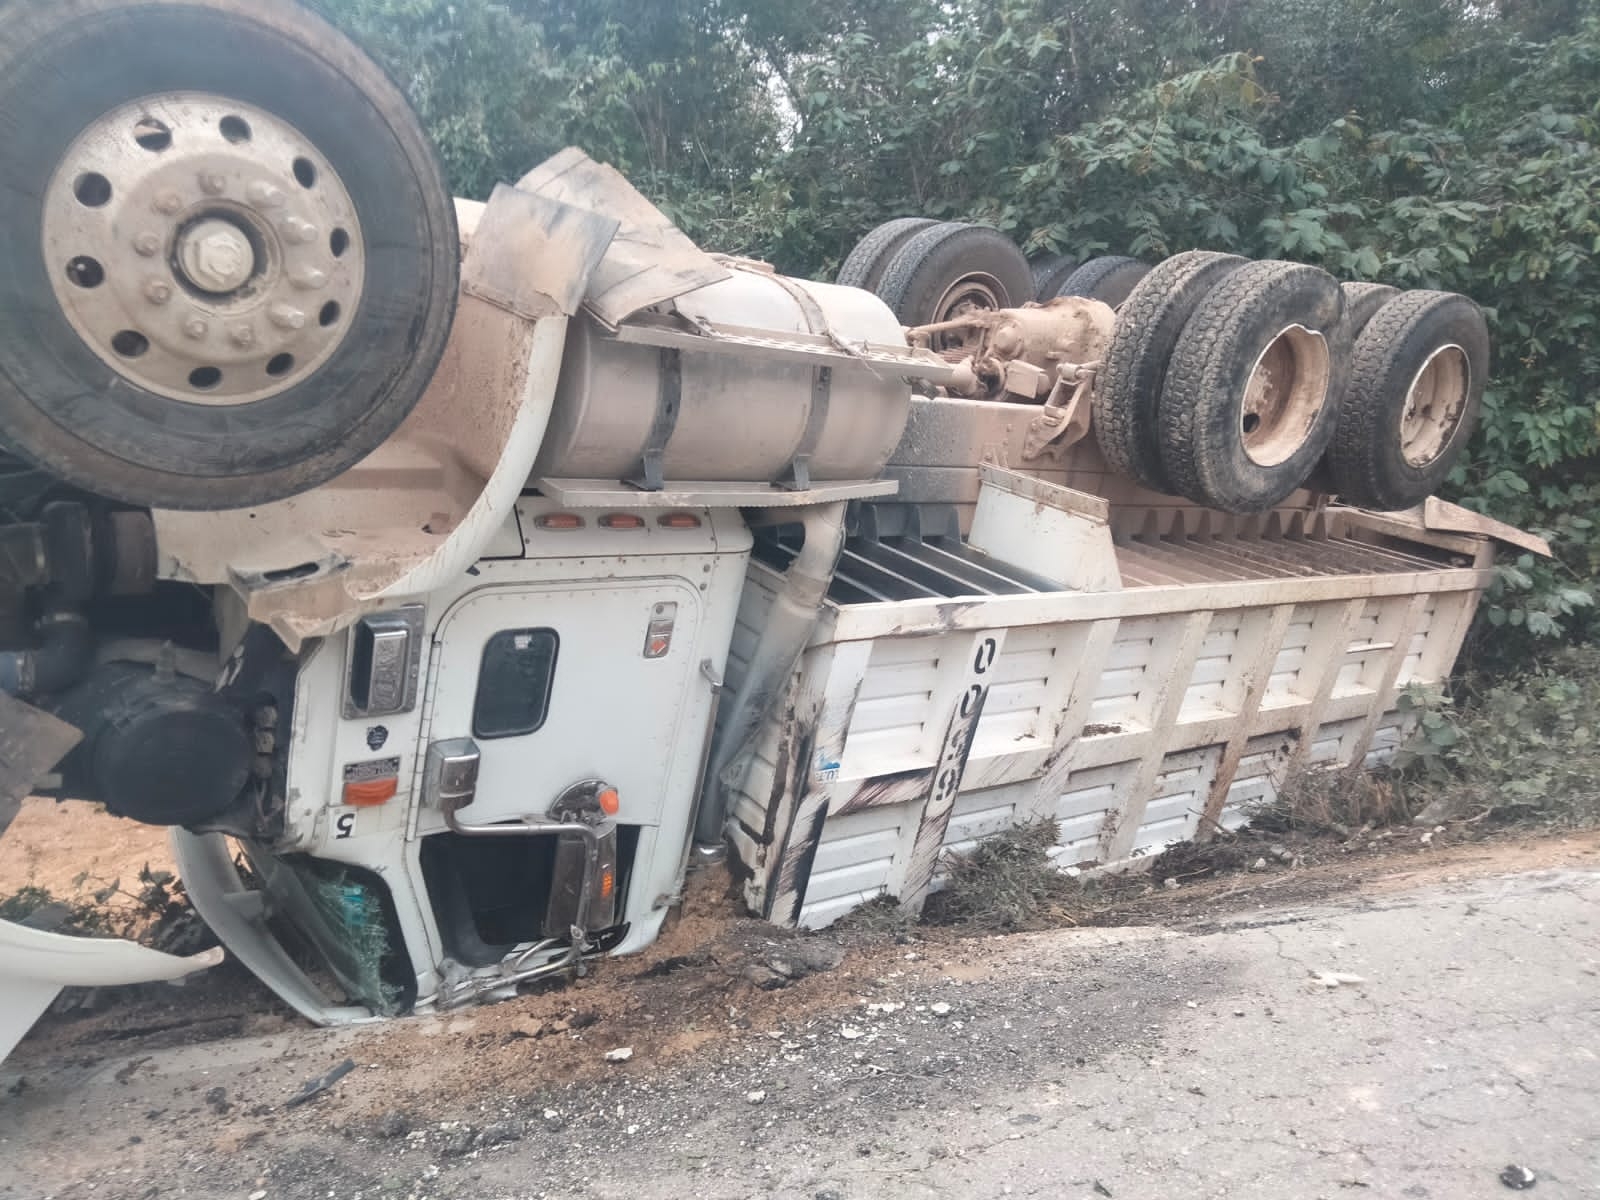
[920,820,1081,930]
[1245,762,1412,835]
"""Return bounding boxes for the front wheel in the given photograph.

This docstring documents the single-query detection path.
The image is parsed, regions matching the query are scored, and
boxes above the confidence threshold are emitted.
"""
[0,0,458,510]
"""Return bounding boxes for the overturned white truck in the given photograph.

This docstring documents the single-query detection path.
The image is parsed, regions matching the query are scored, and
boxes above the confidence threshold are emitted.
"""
[0,0,1544,1027]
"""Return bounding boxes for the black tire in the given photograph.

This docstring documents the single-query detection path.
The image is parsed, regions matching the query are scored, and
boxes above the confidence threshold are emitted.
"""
[875,222,1035,327]
[1055,256,1151,307]
[1158,260,1345,513]
[835,218,937,291]
[0,0,458,510]
[1326,291,1487,512]
[1339,282,1401,342]
[1093,251,1248,493]
[1030,253,1080,301]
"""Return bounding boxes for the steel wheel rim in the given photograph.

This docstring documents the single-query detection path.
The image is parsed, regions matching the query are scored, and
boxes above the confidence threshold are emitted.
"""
[41,92,364,407]
[1400,344,1469,467]
[929,272,1004,353]
[1240,323,1330,467]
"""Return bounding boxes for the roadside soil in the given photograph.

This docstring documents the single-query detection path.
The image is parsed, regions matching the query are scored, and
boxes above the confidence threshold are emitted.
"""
[2,802,1597,1198]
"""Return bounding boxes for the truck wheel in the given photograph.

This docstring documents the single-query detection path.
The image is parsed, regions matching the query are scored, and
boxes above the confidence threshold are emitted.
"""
[1054,256,1151,307]
[1158,260,1344,512]
[875,223,1035,331]
[1030,253,1080,301]
[1339,282,1400,342]
[1326,291,1487,512]
[1093,251,1247,493]
[0,0,458,510]
[835,218,936,291]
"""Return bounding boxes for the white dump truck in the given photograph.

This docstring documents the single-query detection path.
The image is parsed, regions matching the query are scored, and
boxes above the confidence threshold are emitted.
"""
[0,0,1543,1029]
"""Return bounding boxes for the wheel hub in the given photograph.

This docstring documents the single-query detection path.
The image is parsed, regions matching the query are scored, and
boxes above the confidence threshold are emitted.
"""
[176,218,255,293]
[1240,324,1330,468]
[41,92,364,406]
[1400,344,1469,467]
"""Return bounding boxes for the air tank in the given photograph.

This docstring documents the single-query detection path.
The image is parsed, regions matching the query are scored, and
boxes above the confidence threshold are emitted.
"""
[533,270,912,485]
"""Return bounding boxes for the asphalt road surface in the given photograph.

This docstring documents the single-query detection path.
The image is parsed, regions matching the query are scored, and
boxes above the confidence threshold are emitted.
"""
[2,858,1597,1199]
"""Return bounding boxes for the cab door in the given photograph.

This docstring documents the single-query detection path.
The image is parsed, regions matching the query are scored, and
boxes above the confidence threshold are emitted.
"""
[422,578,704,830]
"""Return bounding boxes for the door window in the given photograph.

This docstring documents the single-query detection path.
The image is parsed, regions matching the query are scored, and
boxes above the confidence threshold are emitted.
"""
[472,628,559,738]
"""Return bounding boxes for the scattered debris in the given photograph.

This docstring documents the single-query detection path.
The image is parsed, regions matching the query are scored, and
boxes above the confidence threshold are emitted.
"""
[865,1001,903,1015]
[603,1046,634,1063]
[1499,1165,1537,1190]
[375,1110,411,1139]
[114,1056,151,1084]
[282,1057,356,1108]
[1311,971,1367,988]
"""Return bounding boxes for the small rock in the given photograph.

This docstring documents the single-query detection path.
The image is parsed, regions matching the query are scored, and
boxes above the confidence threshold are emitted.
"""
[204,1086,229,1114]
[839,1025,864,1041]
[769,942,844,979]
[815,1189,844,1200]
[1499,1165,1537,1190]
[440,1127,476,1158]
[1162,877,1180,891]
[742,963,790,991]
[746,1090,767,1104]
[1312,971,1367,988]
[930,1002,952,1016]
[604,1046,634,1063]
[480,1121,520,1146]
[249,1192,267,1200]
[1249,857,1268,872]
[375,1111,411,1139]
[1269,844,1293,863]
[865,1002,903,1015]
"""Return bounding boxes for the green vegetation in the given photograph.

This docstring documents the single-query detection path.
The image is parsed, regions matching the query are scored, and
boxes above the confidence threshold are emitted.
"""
[319,0,1597,651]
[1396,646,1600,824]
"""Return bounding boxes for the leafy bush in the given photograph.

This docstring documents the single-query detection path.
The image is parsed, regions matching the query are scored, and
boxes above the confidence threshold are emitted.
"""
[1396,647,1600,824]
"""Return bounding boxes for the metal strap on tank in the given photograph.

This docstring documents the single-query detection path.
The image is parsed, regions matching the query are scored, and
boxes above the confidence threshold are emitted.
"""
[779,366,830,491]
[627,347,681,492]
[741,266,834,492]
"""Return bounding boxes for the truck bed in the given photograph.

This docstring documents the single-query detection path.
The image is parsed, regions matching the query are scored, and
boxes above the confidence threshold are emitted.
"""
[721,469,1496,929]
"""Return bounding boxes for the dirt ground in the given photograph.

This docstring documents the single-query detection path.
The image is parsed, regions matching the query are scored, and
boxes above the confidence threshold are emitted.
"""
[3,801,1598,1198]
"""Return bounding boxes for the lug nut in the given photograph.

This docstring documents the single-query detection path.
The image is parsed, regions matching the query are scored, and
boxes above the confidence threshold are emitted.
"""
[290,267,327,291]
[133,232,162,257]
[268,303,306,331]
[183,316,209,340]
[198,172,227,196]
[246,181,285,208]
[154,191,183,215]
[143,279,172,305]
[228,324,255,349]
[282,216,318,245]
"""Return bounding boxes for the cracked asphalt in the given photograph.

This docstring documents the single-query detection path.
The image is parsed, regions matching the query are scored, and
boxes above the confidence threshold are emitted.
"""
[3,863,1597,1199]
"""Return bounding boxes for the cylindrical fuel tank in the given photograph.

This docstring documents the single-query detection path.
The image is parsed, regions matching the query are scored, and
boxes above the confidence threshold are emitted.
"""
[533,271,912,484]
